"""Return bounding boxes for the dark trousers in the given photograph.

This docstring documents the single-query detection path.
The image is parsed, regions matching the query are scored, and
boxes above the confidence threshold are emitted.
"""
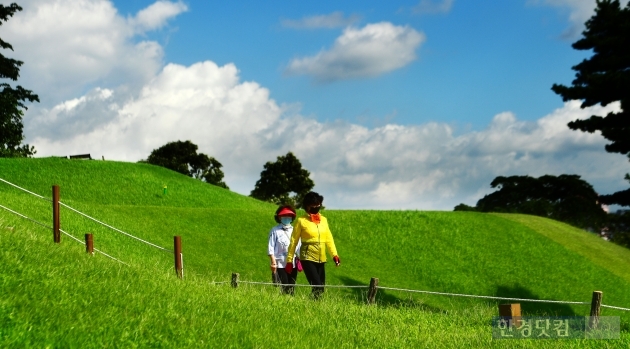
[272,266,298,295]
[301,260,326,299]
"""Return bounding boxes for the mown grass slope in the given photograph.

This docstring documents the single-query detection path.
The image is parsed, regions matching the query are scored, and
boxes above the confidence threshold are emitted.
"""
[1,216,627,348]
[1,157,629,347]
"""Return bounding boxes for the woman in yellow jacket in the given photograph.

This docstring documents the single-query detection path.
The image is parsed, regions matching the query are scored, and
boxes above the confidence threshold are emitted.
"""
[286,191,340,299]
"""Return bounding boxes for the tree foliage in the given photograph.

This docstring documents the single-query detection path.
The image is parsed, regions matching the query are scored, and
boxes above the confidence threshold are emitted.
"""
[147,140,228,189]
[0,3,39,158]
[250,152,314,207]
[472,174,607,230]
[551,0,630,205]
[606,210,630,248]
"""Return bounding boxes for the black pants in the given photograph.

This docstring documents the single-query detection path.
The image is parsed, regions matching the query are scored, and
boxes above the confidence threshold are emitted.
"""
[301,260,326,299]
[272,266,298,295]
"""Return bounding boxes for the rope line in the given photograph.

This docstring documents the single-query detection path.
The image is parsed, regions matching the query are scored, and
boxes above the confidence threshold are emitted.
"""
[376,286,590,305]
[59,229,129,266]
[0,178,52,202]
[0,177,169,254]
[238,280,369,288]
[0,203,128,266]
[601,304,630,312]
[238,281,315,287]
[209,281,230,285]
[94,248,129,266]
[0,203,52,230]
[212,279,630,310]
[59,201,172,253]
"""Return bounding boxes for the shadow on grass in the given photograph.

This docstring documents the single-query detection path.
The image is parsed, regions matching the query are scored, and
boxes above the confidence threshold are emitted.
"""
[336,276,445,313]
[495,284,577,316]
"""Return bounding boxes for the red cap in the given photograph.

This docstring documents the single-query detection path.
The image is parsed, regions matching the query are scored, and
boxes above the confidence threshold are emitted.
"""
[277,207,295,217]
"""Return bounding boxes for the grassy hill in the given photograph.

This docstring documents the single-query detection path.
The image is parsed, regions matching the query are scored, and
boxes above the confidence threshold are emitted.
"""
[1,157,629,347]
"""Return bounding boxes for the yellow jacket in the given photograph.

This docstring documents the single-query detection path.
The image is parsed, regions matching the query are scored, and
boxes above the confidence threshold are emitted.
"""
[287,214,338,263]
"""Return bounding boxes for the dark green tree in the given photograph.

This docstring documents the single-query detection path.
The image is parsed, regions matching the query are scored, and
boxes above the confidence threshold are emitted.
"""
[250,152,314,207]
[474,174,607,230]
[0,3,39,158]
[453,203,477,212]
[551,0,630,206]
[606,210,630,248]
[189,152,228,189]
[146,140,228,189]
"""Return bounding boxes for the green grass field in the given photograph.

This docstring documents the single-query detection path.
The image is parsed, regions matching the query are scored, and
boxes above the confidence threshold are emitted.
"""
[1,157,629,347]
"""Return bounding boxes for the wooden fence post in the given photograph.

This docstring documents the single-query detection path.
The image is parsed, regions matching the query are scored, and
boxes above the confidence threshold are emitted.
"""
[85,233,93,255]
[367,277,379,304]
[52,185,60,243]
[499,304,522,327]
[231,273,239,288]
[589,291,602,329]
[174,236,182,279]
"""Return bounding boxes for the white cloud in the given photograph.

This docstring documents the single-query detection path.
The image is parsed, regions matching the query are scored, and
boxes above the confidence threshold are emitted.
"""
[532,0,630,39]
[130,0,188,33]
[412,0,454,14]
[281,11,360,29]
[285,22,425,82]
[29,61,283,172]
[28,60,627,209]
[2,0,185,103]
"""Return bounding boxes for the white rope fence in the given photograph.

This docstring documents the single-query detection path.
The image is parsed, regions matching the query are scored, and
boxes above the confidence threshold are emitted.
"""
[59,201,172,253]
[601,304,630,312]
[0,202,128,265]
[0,177,171,254]
[376,286,590,305]
[215,278,630,312]
[0,203,51,230]
[59,228,129,266]
[0,178,51,202]
[238,280,369,288]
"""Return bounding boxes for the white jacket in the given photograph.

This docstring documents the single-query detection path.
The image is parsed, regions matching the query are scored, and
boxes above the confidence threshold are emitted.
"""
[267,224,301,268]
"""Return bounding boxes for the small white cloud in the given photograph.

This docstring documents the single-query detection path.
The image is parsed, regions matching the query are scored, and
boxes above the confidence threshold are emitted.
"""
[285,22,425,82]
[281,11,360,29]
[412,0,454,14]
[130,0,188,33]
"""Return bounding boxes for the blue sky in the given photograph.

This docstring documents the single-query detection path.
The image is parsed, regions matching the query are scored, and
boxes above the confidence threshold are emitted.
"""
[3,0,629,209]
[112,0,587,130]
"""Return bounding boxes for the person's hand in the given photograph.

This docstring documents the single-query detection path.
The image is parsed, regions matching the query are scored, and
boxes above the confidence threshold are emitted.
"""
[270,263,277,273]
[333,255,340,267]
[285,262,293,274]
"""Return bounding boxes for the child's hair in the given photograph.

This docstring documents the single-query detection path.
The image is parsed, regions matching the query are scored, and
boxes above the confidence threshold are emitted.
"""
[274,205,296,223]
[302,192,323,208]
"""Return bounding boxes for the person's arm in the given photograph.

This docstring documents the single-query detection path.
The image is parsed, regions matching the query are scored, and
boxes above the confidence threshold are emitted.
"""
[268,229,277,272]
[286,220,301,262]
[295,237,302,262]
[268,254,277,273]
[324,220,339,265]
